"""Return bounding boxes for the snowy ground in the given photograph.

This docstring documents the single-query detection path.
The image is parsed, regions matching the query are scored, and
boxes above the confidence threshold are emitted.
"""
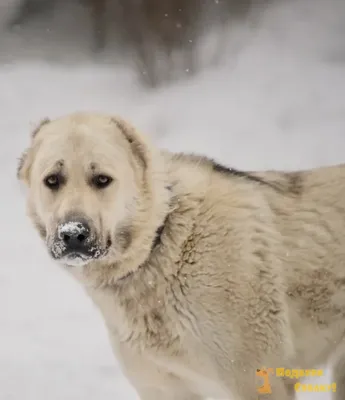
[1,0,345,399]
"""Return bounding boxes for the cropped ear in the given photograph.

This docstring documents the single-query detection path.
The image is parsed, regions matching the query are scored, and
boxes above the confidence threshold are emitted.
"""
[31,117,50,138]
[111,117,149,170]
[17,118,51,183]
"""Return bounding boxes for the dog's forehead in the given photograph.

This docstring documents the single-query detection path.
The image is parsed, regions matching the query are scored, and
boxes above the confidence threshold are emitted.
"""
[37,115,120,140]
[34,120,130,172]
[36,115,127,149]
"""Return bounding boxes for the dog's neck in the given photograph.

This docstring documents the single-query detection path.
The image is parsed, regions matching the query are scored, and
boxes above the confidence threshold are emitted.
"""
[114,212,169,285]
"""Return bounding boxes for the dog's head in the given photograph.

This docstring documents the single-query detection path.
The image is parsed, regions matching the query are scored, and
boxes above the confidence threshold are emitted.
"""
[17,112,168,269]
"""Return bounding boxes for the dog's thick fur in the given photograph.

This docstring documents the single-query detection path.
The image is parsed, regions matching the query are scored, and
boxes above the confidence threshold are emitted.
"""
[17,112,345,399]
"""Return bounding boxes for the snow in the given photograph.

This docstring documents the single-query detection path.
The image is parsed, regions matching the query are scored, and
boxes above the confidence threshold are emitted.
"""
[1,0,345,398]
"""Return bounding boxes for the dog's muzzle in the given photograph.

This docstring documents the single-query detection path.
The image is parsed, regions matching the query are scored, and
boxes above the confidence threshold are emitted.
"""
[50,218,108,266]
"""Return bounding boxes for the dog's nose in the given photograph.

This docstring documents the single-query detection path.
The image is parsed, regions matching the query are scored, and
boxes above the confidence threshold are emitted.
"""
[58,220,90,251]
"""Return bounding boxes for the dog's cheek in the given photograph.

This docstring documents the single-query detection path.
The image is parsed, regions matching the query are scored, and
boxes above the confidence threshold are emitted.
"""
[27,205,47,241]
[27,192,50,240]
[114,225,132,252]
[35,220,47,240]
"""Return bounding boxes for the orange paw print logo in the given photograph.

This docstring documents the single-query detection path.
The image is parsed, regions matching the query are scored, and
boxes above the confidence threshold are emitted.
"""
[256,367,274,394]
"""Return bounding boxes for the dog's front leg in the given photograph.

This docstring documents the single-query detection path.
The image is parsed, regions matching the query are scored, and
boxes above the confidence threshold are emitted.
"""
[111,339,204,400]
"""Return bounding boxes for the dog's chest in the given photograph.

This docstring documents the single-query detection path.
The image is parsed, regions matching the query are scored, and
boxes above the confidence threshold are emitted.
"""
[89,282,183,354]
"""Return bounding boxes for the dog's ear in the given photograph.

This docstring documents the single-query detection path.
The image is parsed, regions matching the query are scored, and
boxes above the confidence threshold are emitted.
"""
[112,117,149,169]
[17,118,51,183]
[31,117,50,139]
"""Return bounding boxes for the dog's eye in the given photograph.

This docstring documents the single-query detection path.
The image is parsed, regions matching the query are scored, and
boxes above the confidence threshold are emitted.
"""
[93,174,113,189]
[44,174,60,190]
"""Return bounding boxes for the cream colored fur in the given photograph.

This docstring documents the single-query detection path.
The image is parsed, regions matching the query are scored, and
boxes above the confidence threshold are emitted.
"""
[17,112,345,399]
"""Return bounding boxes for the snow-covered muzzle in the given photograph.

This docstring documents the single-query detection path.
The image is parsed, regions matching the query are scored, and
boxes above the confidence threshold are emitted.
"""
[47,218,111,267]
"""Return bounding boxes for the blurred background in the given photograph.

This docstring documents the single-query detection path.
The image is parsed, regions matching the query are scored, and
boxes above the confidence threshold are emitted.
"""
[2,0,272,86]
[1,0,345,399]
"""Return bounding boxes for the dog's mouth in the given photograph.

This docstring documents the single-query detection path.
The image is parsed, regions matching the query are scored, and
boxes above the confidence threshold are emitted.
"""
[61,252,92,267]
[49,237,112,267]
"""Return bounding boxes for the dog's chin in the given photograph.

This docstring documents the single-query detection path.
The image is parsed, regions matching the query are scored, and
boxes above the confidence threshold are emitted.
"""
[58,252,93,267]
[50,247,110,268]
